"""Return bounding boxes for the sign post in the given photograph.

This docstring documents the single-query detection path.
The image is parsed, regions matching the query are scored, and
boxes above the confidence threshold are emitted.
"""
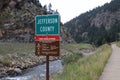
[35,14,60,80]
[46,55,49,80]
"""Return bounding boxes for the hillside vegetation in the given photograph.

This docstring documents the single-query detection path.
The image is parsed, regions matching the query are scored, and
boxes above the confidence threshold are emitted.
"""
[64,0,120,46]
[52,44,112,80]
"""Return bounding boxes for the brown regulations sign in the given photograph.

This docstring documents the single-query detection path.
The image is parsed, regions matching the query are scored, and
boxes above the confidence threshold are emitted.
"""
[35,40,60,56]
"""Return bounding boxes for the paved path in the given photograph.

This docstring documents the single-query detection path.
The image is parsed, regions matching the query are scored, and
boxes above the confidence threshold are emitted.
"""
[99,44,120,80]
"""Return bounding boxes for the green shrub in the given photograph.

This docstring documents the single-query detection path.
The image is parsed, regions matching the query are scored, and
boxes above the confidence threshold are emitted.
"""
[62,53,83,65]
[0,57,11,66]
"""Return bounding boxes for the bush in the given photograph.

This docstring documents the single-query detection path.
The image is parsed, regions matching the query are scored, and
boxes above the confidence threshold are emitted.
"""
[0,57,11,66]
[62,53,83,65]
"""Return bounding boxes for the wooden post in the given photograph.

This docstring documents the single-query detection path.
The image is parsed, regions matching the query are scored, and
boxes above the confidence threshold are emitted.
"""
[46,55,49,80]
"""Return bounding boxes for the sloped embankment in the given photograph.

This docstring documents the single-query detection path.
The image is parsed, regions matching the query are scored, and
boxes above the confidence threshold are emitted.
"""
[52,44,112,80]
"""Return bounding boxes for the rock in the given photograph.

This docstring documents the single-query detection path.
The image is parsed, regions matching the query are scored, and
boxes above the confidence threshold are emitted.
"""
[0,63,4,67]
[14,68,22,74]
[6,68,22,77]
[0,72,8,78]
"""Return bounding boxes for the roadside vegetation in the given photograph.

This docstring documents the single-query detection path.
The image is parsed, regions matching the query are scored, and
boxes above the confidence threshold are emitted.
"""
[115,41,120,47]
[62,43,93,50]
[62,53,83,65]
[52,44,112,80]
[61,43,94,53]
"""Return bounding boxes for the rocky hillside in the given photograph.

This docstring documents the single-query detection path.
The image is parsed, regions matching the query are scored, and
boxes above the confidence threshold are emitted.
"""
[0,0,75,43]
[0,0,75,78]
[64,0,120,46]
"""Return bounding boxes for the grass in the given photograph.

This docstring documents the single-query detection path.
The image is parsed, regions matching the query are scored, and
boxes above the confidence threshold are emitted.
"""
[115,41,120,47]
[0,42,92,66]
[0,42,35,65]
[61,43,93,53]
[62,53,83,65]
[0,42,94,68]
[0,42,93,56]
[0,42,34,55]
[52,44,112,80]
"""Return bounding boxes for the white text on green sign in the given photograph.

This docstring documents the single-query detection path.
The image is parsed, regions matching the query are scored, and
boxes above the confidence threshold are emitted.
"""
[35,14,60,35]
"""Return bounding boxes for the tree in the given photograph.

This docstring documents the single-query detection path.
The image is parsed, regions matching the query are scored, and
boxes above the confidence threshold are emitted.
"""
[48,3,52,11]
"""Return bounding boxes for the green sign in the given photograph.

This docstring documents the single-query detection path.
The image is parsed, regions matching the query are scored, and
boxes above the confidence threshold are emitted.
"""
[35,14,60,35]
